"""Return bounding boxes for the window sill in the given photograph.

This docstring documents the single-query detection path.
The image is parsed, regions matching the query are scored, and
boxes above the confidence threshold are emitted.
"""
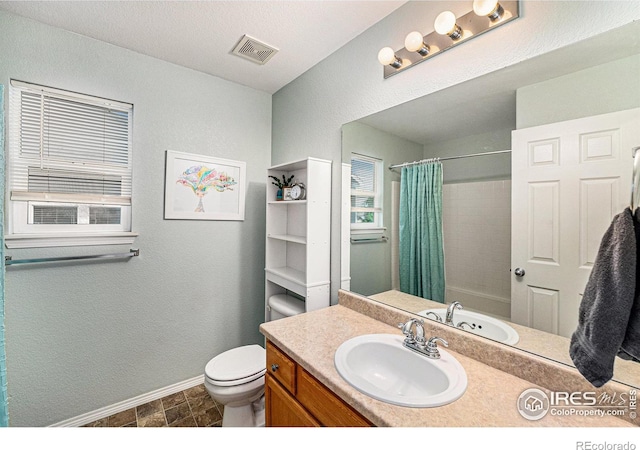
[4,232,139,249]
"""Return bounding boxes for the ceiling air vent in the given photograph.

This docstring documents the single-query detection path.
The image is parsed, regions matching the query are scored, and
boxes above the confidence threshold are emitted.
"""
[232,35,279,65]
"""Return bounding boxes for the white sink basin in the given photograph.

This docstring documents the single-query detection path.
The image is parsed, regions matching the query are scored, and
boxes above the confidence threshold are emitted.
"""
[418,308,520,345]
[334,333,467,408]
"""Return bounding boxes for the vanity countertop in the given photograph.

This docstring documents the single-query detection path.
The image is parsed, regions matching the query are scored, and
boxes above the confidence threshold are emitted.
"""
[369,289,640,388]
[259,304,632,427]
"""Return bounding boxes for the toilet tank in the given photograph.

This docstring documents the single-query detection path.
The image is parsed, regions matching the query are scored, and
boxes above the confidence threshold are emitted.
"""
[268,294,305,320]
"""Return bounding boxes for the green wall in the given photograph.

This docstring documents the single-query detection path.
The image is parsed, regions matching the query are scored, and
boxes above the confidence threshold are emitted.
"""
[0,84,7,427]
[0,10,271,426]
[342,122,423,296]
[517,54,640,129]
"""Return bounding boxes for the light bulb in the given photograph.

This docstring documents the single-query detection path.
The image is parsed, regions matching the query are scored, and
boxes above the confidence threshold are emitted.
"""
[377,47,402,68]
[473,0,504,21]
[404,31,430,56]
[434,11,462,40]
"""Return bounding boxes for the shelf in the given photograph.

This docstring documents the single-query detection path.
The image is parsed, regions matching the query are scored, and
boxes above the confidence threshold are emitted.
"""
[268,234,307,244]
[265,157,332,314]
[267,200,307,205]
[265,266,306,286]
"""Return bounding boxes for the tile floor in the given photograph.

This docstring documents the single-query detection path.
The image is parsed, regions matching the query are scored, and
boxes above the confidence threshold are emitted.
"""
[83,383,223,427]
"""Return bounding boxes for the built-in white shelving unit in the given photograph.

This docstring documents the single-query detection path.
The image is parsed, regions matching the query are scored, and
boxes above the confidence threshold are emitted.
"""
[265,157,331,320]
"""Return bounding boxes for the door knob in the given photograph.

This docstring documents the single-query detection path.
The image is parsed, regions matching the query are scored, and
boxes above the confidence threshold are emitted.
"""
[514,268,525,277]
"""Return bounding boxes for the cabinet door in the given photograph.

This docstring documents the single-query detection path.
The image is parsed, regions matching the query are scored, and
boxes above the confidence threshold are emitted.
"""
[296,366,371,427]
[265,374,320,427]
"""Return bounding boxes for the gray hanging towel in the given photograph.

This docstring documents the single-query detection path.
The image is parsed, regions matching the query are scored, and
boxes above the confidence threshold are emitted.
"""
[620,208,640,360]
[569,208,637,387]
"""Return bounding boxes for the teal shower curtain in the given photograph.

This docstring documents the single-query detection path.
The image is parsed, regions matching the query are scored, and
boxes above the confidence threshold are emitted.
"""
[0,84,8,427]
[399,162,445,303]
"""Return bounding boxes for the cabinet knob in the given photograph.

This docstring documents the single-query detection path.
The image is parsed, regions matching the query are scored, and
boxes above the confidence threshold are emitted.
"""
[271,364,279,372]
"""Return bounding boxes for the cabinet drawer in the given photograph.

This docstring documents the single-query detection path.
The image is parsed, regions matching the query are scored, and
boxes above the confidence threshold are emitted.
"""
[296,365,372,427]
[266,341,296,393]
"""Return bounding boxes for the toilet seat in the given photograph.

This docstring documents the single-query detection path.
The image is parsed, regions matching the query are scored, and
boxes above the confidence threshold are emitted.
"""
[205,344,266,387]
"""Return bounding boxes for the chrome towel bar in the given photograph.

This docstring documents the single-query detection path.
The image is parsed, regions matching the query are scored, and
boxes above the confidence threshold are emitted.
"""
[350,236,388,244]
[5,249,139,266]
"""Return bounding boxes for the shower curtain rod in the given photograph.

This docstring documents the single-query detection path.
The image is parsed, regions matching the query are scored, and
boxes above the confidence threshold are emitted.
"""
[388,150,511,170]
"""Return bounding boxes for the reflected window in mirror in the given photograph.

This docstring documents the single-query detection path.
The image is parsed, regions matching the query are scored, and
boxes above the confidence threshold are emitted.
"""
[351,154,383,233]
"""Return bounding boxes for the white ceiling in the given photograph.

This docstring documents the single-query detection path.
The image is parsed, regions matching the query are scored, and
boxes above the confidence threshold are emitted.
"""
[0,0,407,94]
[4,2,638,145]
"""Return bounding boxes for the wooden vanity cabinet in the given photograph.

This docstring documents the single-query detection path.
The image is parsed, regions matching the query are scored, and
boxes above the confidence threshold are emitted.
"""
[265,340,372,427]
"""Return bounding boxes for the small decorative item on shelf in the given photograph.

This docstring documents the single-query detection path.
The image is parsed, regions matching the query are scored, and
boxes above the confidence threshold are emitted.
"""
[269,174,294,201]
[290,182,306,201]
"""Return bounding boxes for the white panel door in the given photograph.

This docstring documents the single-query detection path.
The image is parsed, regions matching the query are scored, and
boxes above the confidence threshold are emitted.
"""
[512,108,640,338]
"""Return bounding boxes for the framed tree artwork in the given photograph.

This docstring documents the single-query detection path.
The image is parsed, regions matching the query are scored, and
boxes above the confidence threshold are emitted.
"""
[164,150,246,221]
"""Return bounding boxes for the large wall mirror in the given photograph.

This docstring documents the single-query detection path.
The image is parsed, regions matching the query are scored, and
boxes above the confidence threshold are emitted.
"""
[341,22,640,389]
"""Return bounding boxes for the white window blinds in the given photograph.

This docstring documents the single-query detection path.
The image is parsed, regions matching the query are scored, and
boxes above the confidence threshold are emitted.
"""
[350,155,383,227]
[9,80,133,206]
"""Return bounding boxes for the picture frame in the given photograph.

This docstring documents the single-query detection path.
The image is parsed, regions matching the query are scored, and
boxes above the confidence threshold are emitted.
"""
[164,150,246,221]
[283,187,293,201]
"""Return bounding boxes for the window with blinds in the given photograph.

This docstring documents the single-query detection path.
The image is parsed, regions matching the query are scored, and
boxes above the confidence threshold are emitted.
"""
[350,154,383,229]
[7,80,134,245]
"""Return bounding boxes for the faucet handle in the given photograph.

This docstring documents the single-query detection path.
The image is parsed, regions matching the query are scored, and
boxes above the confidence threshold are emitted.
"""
[422,311,443,322]
[456,321,476,331]
[425,336,449,359]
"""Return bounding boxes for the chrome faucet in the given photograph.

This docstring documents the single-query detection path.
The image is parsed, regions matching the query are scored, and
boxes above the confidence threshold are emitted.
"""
[398,317,425,345]
[445,301,462,325]
[398,318,449,359]
[445,301,476,331]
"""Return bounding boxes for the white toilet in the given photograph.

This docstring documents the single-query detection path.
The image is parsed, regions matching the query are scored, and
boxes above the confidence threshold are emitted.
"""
[204,294,305,427]
[267,293,306,321]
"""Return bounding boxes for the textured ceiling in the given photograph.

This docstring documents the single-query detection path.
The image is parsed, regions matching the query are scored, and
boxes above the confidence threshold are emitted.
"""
[0,0,407,94]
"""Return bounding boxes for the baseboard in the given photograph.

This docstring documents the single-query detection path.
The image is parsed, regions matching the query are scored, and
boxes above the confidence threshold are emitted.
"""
[49,374,205,427]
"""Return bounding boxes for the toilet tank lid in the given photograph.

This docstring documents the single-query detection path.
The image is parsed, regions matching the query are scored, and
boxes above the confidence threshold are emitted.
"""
[268,294,305,316]
[205,344,266,382]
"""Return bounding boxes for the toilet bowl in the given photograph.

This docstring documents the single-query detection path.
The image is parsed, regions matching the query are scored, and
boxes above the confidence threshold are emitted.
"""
[204,344,266,427]
[204,295,306,427]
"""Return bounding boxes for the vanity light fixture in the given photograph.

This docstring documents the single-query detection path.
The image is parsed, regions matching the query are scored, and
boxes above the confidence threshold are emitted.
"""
[434,11,462,40]
[473,0,504,21]
[378,1,519,79]
[405,31,431,56]
[377,47,403,69]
